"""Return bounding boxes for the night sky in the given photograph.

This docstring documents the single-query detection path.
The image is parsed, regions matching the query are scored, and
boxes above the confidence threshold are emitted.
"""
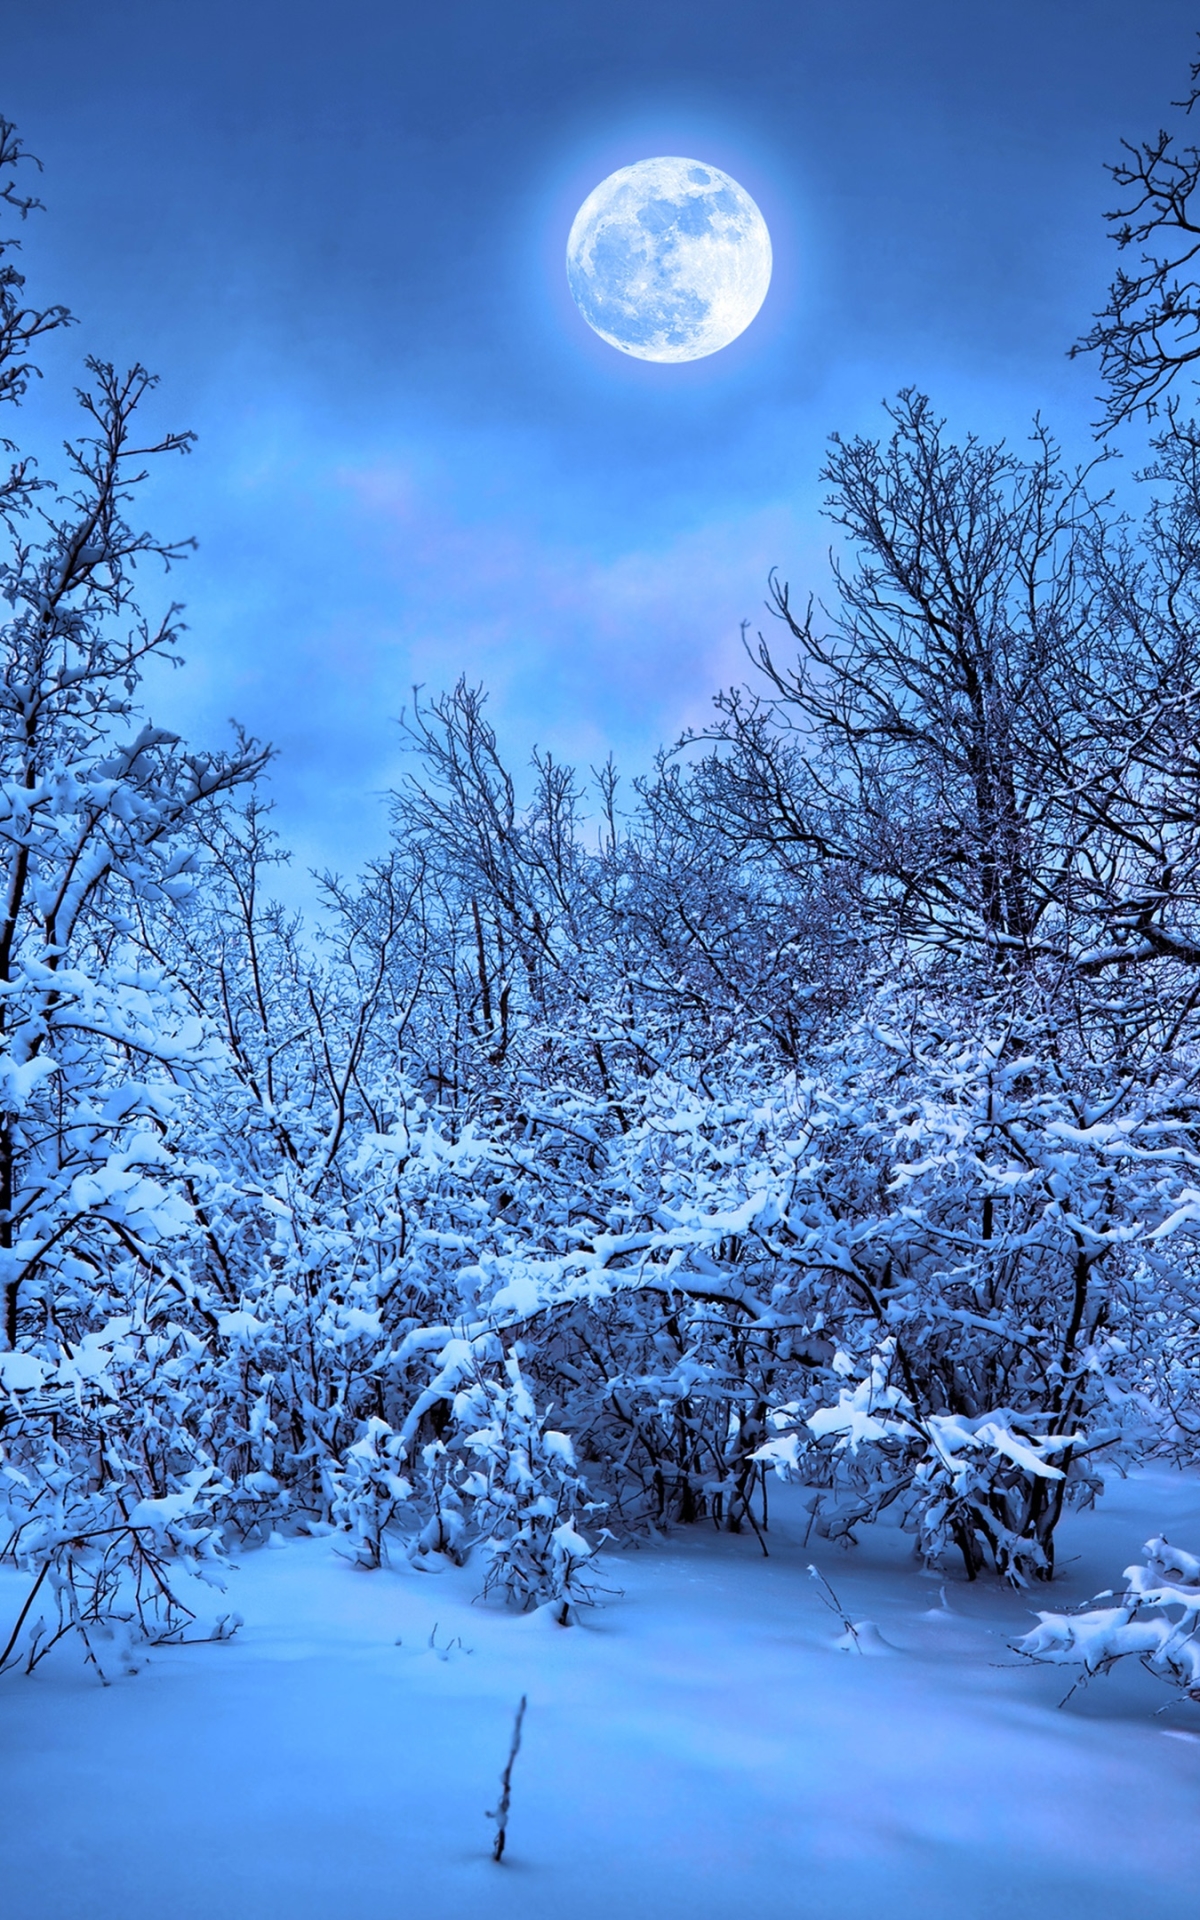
[5,1,1197,890]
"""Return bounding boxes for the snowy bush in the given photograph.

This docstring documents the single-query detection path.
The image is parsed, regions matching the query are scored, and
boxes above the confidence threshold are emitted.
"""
[749,1009,1190,1581]
[329,1417,413,1569]
[0,1313,232,1676]
[1017,1536,1200,1700]
[454,1350,603,1612]
[772,1340,1089,1579]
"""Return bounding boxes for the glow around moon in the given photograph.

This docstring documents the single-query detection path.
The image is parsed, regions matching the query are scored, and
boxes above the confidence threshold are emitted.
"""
[566,157,772,363]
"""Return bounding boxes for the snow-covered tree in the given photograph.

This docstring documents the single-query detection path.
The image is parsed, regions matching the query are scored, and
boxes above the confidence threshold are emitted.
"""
[0,119,264,1668]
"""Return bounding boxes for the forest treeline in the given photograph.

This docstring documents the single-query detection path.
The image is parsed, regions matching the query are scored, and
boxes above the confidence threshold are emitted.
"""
[4,60,1200,1676]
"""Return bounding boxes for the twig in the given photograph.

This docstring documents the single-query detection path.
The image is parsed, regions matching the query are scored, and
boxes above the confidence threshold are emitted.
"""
[0,1557,50,1671]
[807,1562,859,1644]
[487,1694,527,1863]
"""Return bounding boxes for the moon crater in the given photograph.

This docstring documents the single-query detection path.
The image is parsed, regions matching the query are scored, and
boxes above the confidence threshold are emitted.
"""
[566,157,772,363]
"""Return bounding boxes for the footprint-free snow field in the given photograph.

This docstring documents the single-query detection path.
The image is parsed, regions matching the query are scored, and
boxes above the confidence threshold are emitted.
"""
[3,1471,1199,1920]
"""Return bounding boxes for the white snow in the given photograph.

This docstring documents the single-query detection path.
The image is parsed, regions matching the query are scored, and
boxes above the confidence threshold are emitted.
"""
[0,1350,46,1392]
[2,1471,1199,1919]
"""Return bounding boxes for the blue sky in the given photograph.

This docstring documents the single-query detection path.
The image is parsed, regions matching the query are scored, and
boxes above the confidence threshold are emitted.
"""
[5,0,1198,887]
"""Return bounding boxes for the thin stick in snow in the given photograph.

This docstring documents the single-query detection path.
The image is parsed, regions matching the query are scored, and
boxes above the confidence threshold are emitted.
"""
[487,1694,527,1863]
[808,1562,861,1646]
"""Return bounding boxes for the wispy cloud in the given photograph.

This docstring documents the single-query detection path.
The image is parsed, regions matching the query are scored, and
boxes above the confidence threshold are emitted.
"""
[332,453,826,760]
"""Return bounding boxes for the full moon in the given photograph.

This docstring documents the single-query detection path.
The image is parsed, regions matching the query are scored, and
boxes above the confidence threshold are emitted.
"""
[566,157,772,363]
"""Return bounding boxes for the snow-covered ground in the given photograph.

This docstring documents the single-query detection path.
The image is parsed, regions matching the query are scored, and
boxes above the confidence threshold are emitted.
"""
[3,1472,1199,1920]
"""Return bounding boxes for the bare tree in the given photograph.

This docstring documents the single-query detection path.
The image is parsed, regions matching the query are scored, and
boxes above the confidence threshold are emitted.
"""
[0,119,72,535]
[681,396,1109,967]
[1073,41,1200,429]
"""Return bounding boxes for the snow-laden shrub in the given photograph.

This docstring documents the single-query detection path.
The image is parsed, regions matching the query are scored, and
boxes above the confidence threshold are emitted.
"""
[405,1441,469,1568]
[749,1008,1195,1581]
[313,1003,1196,1585]
[0,1312,233,1677]
[454,1350,603,1612]
[319,1343,604,1607]
[757,1340,1093,1581]
[1017,1536,1200,1700]
[349,1055,835,1542]
[328,1416,413,1568]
